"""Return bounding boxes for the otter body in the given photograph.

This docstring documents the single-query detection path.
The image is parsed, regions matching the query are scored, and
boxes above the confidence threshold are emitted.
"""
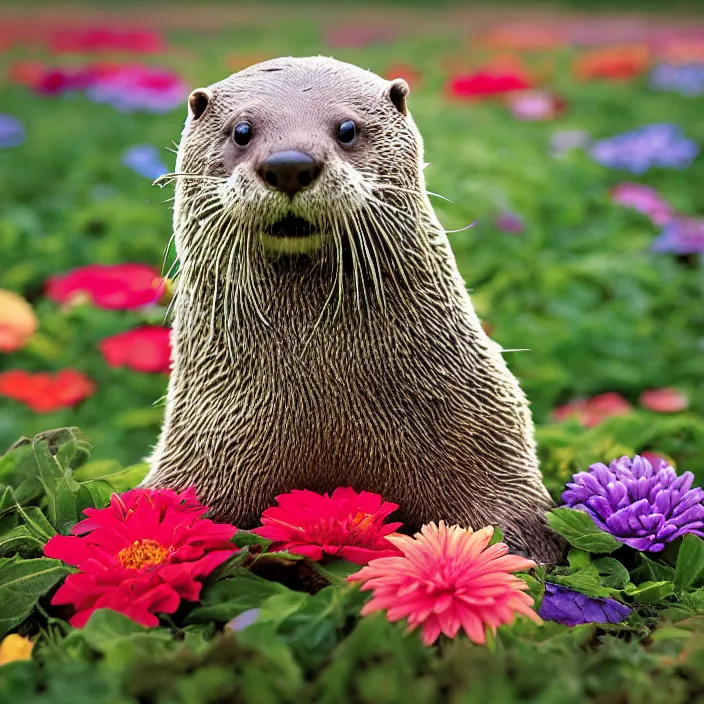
[145,56,562,562]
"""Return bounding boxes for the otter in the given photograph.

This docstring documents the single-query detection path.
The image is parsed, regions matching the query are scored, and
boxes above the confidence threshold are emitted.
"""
[144,56,563,563]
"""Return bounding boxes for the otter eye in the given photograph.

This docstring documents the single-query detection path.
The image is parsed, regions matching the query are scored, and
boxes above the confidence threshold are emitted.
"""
[337,120,358,145]
[233,122,252,146]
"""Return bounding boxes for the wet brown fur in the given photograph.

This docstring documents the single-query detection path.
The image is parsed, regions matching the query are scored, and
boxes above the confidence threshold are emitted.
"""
[144,56,564,563]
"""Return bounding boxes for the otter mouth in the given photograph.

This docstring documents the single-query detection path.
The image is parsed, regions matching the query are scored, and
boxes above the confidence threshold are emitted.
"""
[265,215,317,239]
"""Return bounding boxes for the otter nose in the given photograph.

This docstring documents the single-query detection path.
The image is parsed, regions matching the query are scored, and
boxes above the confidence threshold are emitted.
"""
[259,150,321,197]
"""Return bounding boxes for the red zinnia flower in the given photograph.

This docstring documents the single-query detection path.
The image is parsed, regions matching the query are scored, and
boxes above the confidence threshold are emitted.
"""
[49,27,165,54]
[46,263,165,310]
[639,388,689,413]
[552,392,632,428]
[448,70,532,99]
[349,522,541,646]
[253,487,403,564]
[0,369,95,412]
[44,487,237,628]
[99,326,172,374]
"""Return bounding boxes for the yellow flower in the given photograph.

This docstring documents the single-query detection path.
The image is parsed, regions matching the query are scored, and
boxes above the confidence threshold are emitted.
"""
[0,289,38,354]
[0,634,34,665]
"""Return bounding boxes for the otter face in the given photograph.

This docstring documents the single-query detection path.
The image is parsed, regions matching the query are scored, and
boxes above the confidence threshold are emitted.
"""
[172,57,422,261]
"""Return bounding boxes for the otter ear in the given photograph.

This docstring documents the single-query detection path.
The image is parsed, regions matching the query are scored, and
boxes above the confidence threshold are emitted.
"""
[387,79,410,116]
[188,88,212,120]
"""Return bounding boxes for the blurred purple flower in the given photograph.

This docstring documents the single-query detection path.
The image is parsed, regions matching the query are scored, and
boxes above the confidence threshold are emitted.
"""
[550,129,591,158]
[122,145,168,180]
[538,583,631,626]
[85,66,188,114]
[610,182,672,225]
[563,455,704,552]
[652,217,704,255]
[495,211,525,234]
[650,63,704,97]
[0,115,26,149]
[589,123,698,173]
[225,608,260,633]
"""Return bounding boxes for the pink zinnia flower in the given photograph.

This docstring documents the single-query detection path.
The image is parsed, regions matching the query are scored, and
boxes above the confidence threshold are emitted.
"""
[46,263,165,310]
[99,326,172,374]
[44,487,237,628]
[552,392,632,428]
[253,487,402,564]
[349,522,541,646]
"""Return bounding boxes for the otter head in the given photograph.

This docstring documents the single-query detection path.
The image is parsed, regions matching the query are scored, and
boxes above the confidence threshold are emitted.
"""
[171,57,430,267]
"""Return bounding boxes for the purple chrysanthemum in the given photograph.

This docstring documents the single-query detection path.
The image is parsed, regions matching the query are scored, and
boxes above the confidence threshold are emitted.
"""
[589,123,698,174]
[538,583,631,626]
[562,455,704,552]
[652,217,704,255]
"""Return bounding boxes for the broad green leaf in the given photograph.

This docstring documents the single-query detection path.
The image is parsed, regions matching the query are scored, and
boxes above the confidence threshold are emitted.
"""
[0,525,45,558]
[651,627,694,641]
[186,572,290,624]
[75,481,113,514]
[75,609,175,668]
[547,508,623,554]
[675,535,704,591]
[593,557,631,590]
[552,568,614,598]
[639,554,676,584]
[567,548,591,571]
[232,530,272,550]
[314,560,361,585]
[0,556,71,637]
[625,581,675,604]
[15,505,57,542]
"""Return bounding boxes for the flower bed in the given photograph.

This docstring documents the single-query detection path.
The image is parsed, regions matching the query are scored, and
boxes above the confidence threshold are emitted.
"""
[1,4,704,701]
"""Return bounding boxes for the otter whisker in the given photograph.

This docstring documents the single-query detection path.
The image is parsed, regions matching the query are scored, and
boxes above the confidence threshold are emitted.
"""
[153,172,229,188]
[444,221,477,234]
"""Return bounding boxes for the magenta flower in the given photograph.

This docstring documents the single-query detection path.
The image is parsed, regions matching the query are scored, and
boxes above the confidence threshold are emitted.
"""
[538,583,631,626]
[610,183,672,225]
[562,455,704,552]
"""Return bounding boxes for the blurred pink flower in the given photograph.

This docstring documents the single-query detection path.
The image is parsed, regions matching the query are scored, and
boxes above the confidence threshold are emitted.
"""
[49,27,165,54]
[639,388,689,413]
[495,211,525,234]
[506,90,565,121]
[553,392,632,427]
[325,25,395,48]
[610,183,673,225]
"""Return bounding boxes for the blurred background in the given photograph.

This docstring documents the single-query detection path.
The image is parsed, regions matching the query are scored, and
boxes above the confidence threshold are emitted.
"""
[1,0,703,493]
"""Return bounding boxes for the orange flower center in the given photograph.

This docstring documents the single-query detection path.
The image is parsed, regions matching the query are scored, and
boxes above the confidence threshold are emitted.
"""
[348,512,375,533]
[118,539,169,570]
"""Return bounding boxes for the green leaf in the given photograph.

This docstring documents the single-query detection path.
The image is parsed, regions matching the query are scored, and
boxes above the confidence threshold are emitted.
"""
[75,609,175,668]
[232,530,272,550]
[567,548,591,571]
[0,525,45,558]
[0,556,71,637]
[625,581,675,604]
[314,560,362,585]
[639,554,676,584]
[593,557,631,590]
[675,535,704,591]
[186,572,291,624]
[75,481,113,513]
[15,505,57,542]
[488,525,504,546]
[547,508,623,554]
[33,440,80,534]
[552,568,614,598]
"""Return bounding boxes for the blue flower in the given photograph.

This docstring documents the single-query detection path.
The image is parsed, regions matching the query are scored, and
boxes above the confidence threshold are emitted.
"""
[652,217,704,255]
[0,115,26,149]
[122,145,168,180]
[650,63,704,97]
[539,583,631,626]
[589,124,698,173]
